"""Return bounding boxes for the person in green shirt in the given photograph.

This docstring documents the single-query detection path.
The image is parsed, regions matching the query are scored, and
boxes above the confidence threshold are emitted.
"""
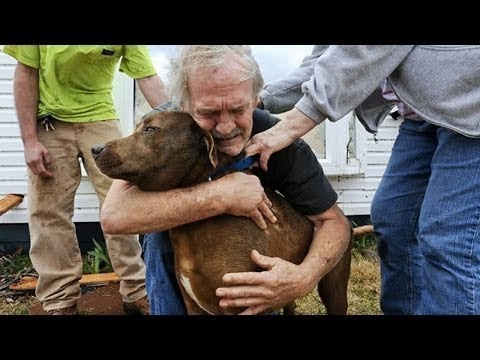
[3,45,168,315]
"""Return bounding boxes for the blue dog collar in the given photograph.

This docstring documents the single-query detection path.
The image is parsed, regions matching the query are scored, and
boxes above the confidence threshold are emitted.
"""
[208,155,259,181]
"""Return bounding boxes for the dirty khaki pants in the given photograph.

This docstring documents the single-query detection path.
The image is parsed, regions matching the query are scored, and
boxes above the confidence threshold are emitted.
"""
[28,118,146,312]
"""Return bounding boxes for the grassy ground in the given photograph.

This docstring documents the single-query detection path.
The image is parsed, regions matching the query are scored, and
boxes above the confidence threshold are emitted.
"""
[293,250,381,315]
[0,246,381,315]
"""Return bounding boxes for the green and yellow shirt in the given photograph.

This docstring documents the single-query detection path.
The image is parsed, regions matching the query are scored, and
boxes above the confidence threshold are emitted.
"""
[2,45,156,122]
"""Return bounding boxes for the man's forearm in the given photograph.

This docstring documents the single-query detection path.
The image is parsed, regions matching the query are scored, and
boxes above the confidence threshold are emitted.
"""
[301,205,351,288]
[14,63,39,145]
[137,74,169,108]
[101,179,227,234]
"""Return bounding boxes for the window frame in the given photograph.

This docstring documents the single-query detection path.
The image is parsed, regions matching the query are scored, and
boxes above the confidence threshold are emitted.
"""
[318,112,367,176]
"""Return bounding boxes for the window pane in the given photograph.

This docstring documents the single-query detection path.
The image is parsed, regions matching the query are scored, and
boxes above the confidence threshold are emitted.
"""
[302,122,326,159]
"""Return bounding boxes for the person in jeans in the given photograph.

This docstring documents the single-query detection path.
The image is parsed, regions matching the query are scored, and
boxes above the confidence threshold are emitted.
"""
[3,45,168,315]
[249,45,480,315]
[100,45,352,315]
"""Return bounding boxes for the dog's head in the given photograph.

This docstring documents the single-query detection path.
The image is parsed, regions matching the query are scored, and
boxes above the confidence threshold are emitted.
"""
[92,110,219,191]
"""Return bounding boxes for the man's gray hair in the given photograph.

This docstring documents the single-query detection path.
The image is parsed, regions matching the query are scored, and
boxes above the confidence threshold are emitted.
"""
[167,45,264,109]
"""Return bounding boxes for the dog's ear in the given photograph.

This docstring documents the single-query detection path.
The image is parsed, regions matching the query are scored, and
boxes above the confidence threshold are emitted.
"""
[189,116,218,168]
[201,130,218,168]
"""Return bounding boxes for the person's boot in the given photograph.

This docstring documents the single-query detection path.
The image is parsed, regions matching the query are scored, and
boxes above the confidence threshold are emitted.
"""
[47,304,79,315]
[123,295,150,315]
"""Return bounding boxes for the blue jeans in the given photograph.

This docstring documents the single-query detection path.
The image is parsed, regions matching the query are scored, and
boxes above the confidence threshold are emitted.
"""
[142,232,186,315]
[371,119,480,314]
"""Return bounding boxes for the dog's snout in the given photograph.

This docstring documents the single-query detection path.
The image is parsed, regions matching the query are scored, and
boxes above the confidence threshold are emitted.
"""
[91,145,106,159]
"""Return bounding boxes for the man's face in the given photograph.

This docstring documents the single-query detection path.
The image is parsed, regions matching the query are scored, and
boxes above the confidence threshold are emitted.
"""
[187,59,256,157]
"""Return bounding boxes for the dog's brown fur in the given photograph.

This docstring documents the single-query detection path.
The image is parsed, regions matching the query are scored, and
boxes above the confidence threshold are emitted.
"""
[93,111,352,315]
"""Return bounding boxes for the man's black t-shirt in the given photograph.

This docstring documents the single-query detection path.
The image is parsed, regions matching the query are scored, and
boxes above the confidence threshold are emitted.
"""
[252,109,338,216]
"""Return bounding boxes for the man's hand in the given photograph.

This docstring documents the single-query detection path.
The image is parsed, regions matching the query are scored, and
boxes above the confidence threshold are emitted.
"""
[217,172,276,230]
[215,249,314,315]
[24,140,53,177]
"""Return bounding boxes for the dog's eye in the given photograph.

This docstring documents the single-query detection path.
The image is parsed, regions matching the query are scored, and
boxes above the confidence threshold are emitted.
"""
[143,127,156,133]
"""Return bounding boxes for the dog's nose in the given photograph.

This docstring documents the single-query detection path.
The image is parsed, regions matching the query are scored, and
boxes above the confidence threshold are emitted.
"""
[91,145,105,160]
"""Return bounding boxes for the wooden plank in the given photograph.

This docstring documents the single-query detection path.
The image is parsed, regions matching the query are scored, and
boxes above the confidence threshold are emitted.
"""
[0,123,20,137]
[0,109,18,123]
[0,193,24,216]
[366,152,392,165]
[0,167,27,180]
[9,272,120,291]
[353,225,374,238]
[0,181,28,194]
[0,67,15,79]
[0,208,28,223]
[366,140,395,153]
[74,194,100,208]
[365,164,388,177]
[375,127,400,140]
[0,207,102,224]
[0,122,20,137]
[336,189,375,203]
[0,152,25,166]
[0,138,24,151]
[0,79,13,93]
[0,179,97,194]
[0,94,14,107]
[338,202,371,216]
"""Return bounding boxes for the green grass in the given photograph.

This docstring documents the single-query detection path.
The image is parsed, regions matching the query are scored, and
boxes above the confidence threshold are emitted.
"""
[0,253,33,275]
[0,294,37,315]
[1,239,113,276]
[294,248,381,315]
[82,239,113,274]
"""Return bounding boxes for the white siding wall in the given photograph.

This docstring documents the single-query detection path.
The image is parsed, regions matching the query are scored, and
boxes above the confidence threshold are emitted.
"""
[329,115,401,216]
[0,51,134,223]
[0,51,27,223]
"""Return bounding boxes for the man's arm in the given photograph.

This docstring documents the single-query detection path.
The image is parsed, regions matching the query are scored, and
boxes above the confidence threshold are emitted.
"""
[215,203,351,315]
[136,74,169,108]
[14,62,52,177]
[100,171,277,235]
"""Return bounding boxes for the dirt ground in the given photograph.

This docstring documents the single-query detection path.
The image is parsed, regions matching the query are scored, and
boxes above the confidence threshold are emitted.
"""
[28,283,128,315]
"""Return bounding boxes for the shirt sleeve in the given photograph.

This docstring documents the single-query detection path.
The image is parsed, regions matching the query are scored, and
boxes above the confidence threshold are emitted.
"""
[119,45,157,79]
[2,45,40,69]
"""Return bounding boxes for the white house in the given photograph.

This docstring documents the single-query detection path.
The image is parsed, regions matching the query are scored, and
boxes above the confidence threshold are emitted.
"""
[0,49,401,248]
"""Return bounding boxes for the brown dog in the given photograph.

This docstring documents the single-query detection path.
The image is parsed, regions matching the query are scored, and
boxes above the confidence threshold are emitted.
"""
[92,110,352,315]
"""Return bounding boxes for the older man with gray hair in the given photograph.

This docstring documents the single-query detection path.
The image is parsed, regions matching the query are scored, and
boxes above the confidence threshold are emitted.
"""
[101,45,351,315]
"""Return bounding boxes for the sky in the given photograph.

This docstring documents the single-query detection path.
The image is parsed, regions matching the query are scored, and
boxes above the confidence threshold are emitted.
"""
[148,45,314,84]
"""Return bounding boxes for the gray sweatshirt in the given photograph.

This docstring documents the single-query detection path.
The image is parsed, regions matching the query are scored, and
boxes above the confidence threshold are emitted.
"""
[259,45,480,137]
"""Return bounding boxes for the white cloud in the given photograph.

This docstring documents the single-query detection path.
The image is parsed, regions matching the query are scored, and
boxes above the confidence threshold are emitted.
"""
[148,45,314,83]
